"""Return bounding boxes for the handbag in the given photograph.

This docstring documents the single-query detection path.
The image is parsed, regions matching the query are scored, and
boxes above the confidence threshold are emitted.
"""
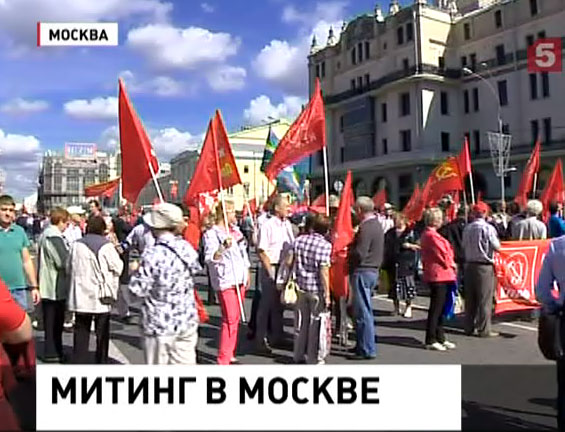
[317,310,332,361]
[538,309,564,361]
[281,256,298,306]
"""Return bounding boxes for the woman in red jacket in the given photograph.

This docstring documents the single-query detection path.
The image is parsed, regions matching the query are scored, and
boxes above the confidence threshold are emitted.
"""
[420,208,457,351]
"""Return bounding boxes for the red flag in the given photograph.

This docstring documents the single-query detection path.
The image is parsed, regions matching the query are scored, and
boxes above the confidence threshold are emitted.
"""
[330,171,354,298]
[514,140,541,209]
[119,79,160,203]
[457,137,472,179]
[311,194,325,206]
[446,192,460,222]
[243,198,257,218]
[170,181,178,201]
[84,177,120,198]
[373,189,387,211]
[184,111,241,204]
[264,78,326,180]
[402,184,421,221]
[540,159,564,221]
[422,157,463,205]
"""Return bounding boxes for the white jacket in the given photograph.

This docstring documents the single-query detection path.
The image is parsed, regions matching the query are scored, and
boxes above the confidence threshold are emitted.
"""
[67,235,123,314]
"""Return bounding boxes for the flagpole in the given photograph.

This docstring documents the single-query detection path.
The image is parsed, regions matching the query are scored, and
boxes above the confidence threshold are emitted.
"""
[148,159,164,202]
[211,113,247,323]
[469,173,476,204]
[532,173,538,199]
[322,146,330,217]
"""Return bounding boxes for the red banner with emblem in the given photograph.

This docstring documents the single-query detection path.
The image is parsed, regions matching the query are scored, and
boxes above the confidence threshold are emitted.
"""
[494,240,553,313]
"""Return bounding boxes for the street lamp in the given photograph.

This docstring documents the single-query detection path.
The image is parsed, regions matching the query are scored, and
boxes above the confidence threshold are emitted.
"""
[462,66,512,204]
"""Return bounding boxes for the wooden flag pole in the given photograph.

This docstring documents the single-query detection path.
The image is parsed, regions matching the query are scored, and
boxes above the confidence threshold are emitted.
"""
[322,145,330,217]
[211,114,247,323]
[148,159,165,202]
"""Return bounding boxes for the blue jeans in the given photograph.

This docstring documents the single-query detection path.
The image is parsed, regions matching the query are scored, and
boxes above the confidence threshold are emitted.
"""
[353,270,378,357]
[10,288,32,314]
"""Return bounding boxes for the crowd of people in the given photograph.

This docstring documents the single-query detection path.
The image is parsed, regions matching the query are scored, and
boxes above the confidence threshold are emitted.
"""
[0,192,564,366]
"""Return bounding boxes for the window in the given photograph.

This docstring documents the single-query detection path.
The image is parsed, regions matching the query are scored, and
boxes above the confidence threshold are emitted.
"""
[339,116,344,133]
[538,31,546,40]
[321,62,326,78]
[397,27,404,45]
[406,22,414,41]
[543,117,552,144]
[470,53,477,71]
[495,44,505,65]
[473,130,481,154]
[364,73,370,87]
[365,41,370,59]
[381,103,388,123]
[399,92,411,116]
[541,72,550,97]
[440,91,449,115]
[463,90,470,113]
[461,56,467,68]
[438,56,445,70]
[502,124,510,134]
[531,119,539,143]
[243,165,249,174]
[351,48,356,65]
[495,10,502,28]
[472,87,479,112]
[358,42,363,63]
[530,0,538,16]
[399,174,412,191]
[441,132,450,152]
[351,79,356,90]
[498,80,508,106]
[357,76,363,88]
[400,130,411,152]
[529,74,538,99]
[526,35,534,47]
[340,147,345,163]
[382,138,388,155]
[464,23,471,40]
[403,58,409,71]
[504,176,511,188]
[227,187,234,194]
[315,64,320,78]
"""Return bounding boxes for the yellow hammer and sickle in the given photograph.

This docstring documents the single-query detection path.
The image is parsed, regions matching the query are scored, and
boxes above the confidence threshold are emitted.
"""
[221,163,233,177]
[435,163,457,180]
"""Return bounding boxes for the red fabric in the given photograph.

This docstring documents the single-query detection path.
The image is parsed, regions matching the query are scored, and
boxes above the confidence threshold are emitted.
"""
[84,177,120,198]
[195,291,209,324]
[0,346,20,431]
[515,140,541,209]
[217,286,245,365]
[372,189,387,211]
[420,228,456,283]
[119,78,160,203]
[0,280,26,335]
[183,222,201,250]
[402,184,421,221]
[472,202,490,215]
[184,111,241,204]
[170,182,178,201]
[264,78,326,180]
[446,193,460,223]
[540,159,564,221]
[422,157,463,205]
[457,137,472,179]
[242,198,257,219]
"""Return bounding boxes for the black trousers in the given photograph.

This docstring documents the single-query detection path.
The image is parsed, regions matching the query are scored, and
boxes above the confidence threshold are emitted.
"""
[73,313,110,364]
[42,299,65,359]
[425,282,448,345]
[557,316,565,430]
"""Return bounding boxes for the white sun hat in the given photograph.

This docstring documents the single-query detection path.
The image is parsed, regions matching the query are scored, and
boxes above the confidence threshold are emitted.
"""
[143,202,183,229]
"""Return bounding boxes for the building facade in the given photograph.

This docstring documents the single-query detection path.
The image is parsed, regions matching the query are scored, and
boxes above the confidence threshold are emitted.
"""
[38,143,114,213]
[309,0,565,207]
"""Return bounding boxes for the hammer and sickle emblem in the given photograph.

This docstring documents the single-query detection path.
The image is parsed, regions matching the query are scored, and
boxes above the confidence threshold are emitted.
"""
[506,252,529,290]
[221,163,233,177]
[435,163,457,180]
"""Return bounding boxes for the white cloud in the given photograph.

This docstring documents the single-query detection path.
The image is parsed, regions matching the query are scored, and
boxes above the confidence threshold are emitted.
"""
[206,65,246,92]
[243,95,305,126]
[201,2,214,13]
[127,24,240,70]
[253,2,345,94]
[119,70,186,97]
[0,98,49,115]
[0,128,42,198]
[0,0,171,50]
[63,97,118,120]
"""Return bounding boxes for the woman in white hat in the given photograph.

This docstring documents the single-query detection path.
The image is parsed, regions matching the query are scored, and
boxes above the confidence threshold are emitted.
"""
[129,203,202,364]
[203,200,250,364]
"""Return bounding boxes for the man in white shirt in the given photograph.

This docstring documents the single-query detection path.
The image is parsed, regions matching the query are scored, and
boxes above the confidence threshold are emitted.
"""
[63,206,85,245]
[254,194,294,353]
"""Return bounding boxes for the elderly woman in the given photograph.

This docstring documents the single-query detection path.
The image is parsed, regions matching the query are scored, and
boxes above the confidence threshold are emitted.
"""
[291,213,332,364]
[203,200,250,365]
[420,208,457,351]
[514,199,547,240]
[68,215,123,363]
[382,212,420,318]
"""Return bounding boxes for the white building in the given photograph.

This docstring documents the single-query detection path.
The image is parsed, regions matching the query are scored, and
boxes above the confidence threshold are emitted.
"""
[308,0,565,207]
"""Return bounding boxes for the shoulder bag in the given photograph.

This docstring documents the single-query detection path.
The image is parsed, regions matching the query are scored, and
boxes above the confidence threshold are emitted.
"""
[280,255,298,306]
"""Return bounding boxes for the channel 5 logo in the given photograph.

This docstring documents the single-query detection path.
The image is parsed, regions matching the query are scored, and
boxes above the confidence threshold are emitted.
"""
[528,38,562,72]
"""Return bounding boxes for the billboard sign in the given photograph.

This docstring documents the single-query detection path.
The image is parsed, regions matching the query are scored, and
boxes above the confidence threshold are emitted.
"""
[65,143,97,159]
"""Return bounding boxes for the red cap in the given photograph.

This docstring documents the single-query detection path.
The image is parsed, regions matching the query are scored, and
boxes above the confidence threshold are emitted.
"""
[472,202,490,215]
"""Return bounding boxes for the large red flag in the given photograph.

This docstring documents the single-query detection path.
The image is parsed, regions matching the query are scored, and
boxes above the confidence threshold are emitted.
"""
[373,189,387,211]
[309,194,326,214]
[402,184,420,220]
[331,171,354,298]
[540,159,564,220]
[514,140,541,209]
[422,157,463,205]
[184,110,241,204]
[457,137,472,179]
[119,79,160,203]
[264,78,326,180]
[84,177,120,198]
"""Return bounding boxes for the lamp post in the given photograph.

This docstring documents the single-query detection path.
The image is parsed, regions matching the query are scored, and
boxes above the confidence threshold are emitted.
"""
[462,66,511,204]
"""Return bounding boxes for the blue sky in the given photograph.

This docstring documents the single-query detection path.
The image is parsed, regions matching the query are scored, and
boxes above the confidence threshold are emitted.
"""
[0,0,390,198]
